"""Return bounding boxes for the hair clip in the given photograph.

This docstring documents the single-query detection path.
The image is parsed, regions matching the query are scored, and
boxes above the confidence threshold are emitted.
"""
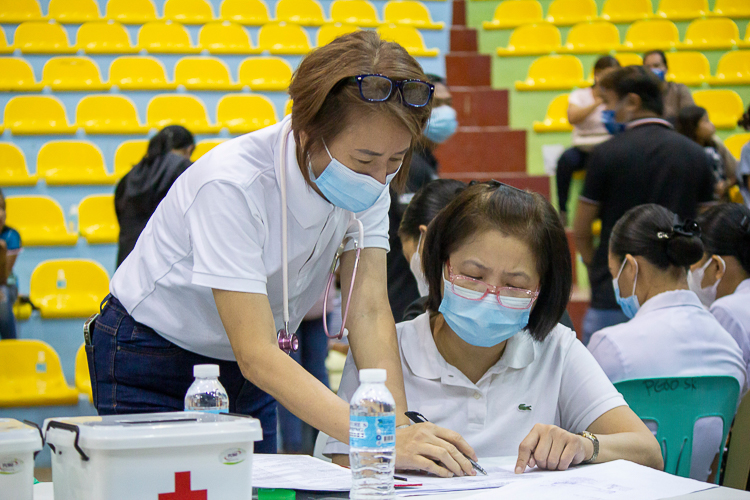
[657,232,670,240]
[672,215,700,238]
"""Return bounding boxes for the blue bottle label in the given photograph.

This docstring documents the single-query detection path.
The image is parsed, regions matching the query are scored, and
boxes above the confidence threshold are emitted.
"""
[349,415,396,449]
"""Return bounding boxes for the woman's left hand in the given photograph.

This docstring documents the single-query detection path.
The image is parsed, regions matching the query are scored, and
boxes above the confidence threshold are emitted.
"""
[515,424,593,474]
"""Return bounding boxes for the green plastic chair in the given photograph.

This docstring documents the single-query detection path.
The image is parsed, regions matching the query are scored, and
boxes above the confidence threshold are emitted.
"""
[614,376,741,483]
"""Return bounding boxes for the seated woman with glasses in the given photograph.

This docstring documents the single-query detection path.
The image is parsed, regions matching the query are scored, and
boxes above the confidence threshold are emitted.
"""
[325,182,663,473]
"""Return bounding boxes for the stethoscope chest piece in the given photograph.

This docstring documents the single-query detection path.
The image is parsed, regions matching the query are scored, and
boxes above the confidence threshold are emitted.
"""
[277,323,299,355]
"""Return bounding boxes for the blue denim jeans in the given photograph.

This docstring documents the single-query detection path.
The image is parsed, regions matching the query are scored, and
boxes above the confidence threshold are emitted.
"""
[581,307,630,346]
[0,284,18,340]
[88,295,277,453]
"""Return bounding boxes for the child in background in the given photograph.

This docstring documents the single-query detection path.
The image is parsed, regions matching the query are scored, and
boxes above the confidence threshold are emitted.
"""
[0,188,21,339]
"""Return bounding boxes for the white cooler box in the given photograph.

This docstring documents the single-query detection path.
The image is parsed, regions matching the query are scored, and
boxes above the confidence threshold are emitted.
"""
[0,418,43,500]
[43,412,262,500]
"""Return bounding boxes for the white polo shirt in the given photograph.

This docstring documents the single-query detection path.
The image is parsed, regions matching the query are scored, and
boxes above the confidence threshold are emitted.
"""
[325,313,627,457]
[588,290,746,481]
[110,116,390,361]
[711,279,750,387]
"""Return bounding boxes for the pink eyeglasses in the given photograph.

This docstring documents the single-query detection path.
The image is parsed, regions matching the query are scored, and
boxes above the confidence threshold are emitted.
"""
[446,260,539,310]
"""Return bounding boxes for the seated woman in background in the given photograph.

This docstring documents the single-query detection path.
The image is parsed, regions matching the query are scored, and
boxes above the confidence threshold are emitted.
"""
[690,203,750,387]
[326,182,663,474]
[588,204,746,481]
[675,106,737,201]
[115,125,195,267]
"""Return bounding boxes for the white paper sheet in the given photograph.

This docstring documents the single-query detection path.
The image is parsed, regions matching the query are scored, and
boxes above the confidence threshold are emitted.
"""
[252,454,352,491]
[395,463,542,496]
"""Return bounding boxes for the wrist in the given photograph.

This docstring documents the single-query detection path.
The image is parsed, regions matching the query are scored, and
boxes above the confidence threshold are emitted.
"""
[578,431,599,464]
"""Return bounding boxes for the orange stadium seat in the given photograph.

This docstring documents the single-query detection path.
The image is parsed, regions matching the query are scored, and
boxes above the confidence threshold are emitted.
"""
[317,23,360,46]
[5,196,78,246]
[106,0,160,23]
[693,90,744,130]
[0,0,44,23]
[164,0,215,24]
[138,21,202,53]
[78,195,119,244]
[621,20,679,51]
[147,95,221,133]
[175,57,242,90]
[76,95,148,134]
[191,139,227,162]
[711,51,750,85]
[546,0,598,26]
[560,21,621,54]
[483,0,543,29]
[496,23,561,56]
[220,0,271,25]
[515,55,588,90]
[378,24,439,57]
[109,56,177,90]
[41,57,109,91]
[76,21,139,54]
[48,0,101,23]
[238,57,293,90]
[664,52,711,86]
[30,260,110,318]
[0,58,42,91]
[712,0,750,18]
[600,0,653,23]
[217,94,278,133]
[199,21,262,54]
[13,21,76,54]
[36,141,113,185]
[681,18,740,50]
[258,22,312,54]
[331,0,380,27]
[533,94,573,132]
[384,1,444,30]
[4,96,77,135]
[276,0,327,25]
[655,0,709,20]
[0,143,37,187]
[114,140,148,178]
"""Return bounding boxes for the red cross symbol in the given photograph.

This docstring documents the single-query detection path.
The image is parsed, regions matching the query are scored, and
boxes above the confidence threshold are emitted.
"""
[159,472,207,500]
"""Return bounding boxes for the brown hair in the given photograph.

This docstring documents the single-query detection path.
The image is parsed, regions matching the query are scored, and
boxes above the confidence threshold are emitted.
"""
[288,31,431,192]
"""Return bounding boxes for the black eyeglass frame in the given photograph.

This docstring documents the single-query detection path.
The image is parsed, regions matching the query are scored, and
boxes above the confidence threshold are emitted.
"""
[469,179,533,197]
[350,74,435,108]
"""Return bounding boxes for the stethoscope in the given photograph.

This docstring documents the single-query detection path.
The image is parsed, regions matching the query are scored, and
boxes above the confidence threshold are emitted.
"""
[277,121,364,354]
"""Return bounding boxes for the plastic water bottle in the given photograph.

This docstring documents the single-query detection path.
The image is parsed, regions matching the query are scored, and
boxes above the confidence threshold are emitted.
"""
[184,364,229,413]
[349,368,396,500]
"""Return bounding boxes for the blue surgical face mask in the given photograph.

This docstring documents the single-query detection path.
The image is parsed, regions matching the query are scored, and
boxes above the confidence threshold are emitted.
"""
[310,141,400,213]
[612,258,640,319]
[602,109,626,135]
[438,277,531,347]
[424,105,458,144]
[650,67,666,81]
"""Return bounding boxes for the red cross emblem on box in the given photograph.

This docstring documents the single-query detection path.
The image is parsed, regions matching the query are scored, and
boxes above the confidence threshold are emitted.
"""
[159,471,207,500]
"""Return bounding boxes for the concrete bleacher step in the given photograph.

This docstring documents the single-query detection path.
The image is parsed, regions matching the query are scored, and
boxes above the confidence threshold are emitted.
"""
[451,87,508,126]
[449,27,477,52]
[435,126,526,172]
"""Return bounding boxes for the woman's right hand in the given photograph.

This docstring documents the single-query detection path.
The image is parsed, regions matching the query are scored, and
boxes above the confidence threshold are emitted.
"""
[395,423,477,477]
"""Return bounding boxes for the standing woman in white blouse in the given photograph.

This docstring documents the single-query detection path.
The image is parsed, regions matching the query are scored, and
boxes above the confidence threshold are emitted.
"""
[87,31,477,476]
[690,203,750,385]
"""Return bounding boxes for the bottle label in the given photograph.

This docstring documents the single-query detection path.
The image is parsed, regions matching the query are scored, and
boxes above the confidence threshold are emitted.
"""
[349,415,396,449]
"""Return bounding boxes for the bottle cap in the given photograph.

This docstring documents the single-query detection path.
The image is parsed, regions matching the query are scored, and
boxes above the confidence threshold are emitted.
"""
[359,368,387,383]
[193,364,220,378]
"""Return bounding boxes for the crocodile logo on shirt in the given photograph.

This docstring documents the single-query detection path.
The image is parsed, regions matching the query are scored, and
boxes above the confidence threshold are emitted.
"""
[518,404,532,411]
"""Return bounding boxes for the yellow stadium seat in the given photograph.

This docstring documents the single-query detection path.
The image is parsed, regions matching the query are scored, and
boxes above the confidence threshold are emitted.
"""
[0,143,37,187]
[533,94,573,132]
[560,21,621,54]
[109,56,177,90]
[317,23,360,46]
[13,21,75,54]
[613,52,643,66]
[106,0,159,23]
[384,1,444,30]
[48,0,100,23]
[621,19,679,51]
[0,58,42,91]
[483,0,543,30]
[41,57,109,91]
[0,0,44,23]
[712,0,750,18]
[276,0,326,26]
[496,23,561,56]
[164,0,215,24]
[693,89,744,130]
[238,57,293,90]
[78,195,119,244]
[4,96,76,135]
[198,21,262,54]
[664,52,710,86]
[724,133,750,160]
[0,30,11,54]
[138,21,201,53]
[515,55,588,90]
[13,299,32,321]
[76,21,138,54]
[5,196,78,246]
[285,99,293,115]
[745,25,750,48]
[217,94,277,133]
[30,260,110,318]
[331,0,380,27]
[681,18,740,50]
[711,51,750,86]
[75,345,93,403]
[191,139,227,162]
[656,0,708,20]
[546,0,597,26]
[601,0,653,23]
[0,340,79,407]
[76,95,148,134]
[36,141,113,186]
[258,22,312,54]
[147,95,221,133]
[114,140,148,178]
[377,24,439,57]
[220,0,270,25]
[175,57,242,90]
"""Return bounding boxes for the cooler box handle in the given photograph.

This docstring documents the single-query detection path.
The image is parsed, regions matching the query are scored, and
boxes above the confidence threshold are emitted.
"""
[46,421,90,461]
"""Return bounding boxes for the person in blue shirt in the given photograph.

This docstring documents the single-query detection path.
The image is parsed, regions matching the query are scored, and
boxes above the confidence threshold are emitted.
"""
[0,188,22,339]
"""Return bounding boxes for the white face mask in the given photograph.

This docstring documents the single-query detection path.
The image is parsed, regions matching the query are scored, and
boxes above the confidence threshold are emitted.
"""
[409,234,429,297]
[687,256,726,307]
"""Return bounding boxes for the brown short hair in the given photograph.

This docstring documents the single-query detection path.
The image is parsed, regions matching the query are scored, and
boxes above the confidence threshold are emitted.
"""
[288,31,431,192]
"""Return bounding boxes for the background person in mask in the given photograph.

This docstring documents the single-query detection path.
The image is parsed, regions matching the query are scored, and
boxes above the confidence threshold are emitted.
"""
[115,125,195,267]
[690,203,750,386]
[643,50,694,122]
[326,181,663,472]
[387,74,457,322]
[574,66,716,344]
[588,203,745,481]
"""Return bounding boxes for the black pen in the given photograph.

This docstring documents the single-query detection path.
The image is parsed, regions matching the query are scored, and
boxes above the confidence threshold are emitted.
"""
[404,411,488,475]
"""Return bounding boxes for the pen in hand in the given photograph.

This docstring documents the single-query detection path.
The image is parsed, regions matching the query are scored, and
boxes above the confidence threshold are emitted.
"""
[404,411,488,476]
